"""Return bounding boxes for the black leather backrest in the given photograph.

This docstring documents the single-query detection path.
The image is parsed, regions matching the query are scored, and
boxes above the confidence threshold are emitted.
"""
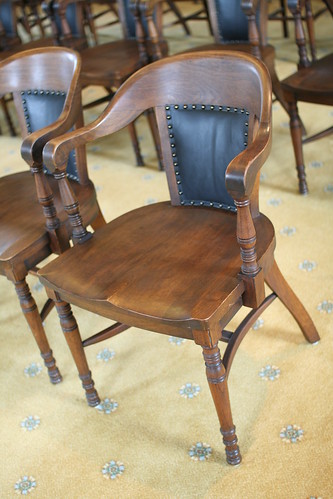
[0,1,17,37]
[20,90,78,181]
[122,0,137,38]
[165,104,249,211]
[212,0,260,42]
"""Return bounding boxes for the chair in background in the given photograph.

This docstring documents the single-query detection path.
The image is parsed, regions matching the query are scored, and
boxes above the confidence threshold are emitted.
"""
[30,51,320,464]
[0,47,106,384]
[0,0,58,135]
[47,0,168,167]
[281,0,333,194]
[145,0,291,119]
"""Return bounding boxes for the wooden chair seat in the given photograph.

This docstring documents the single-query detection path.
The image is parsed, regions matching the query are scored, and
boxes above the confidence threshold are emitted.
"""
[39,202,275,332]
[0,171,98,265]
[183,41,275,61]
[80,39,143,86]
[282,53,333,103]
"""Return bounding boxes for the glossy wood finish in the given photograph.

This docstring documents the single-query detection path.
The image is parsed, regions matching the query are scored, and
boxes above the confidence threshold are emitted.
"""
[0,47,105,385]
[281,0,333,193]
[36,51,320,465]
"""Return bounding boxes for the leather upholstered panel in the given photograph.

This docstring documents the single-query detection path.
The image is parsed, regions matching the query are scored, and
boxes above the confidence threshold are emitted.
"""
[214,0,249,42]
[20,90,78,181]
[0,1,16,37]
[123,0,137,38]
[165,105,249,211]
[213,0,261,43]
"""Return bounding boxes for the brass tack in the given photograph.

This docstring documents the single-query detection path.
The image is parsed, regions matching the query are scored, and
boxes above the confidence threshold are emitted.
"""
[192,104,196,109]
[172,153,176,157]
[169,134,174,138]
[183,104,188,109]
[174,105,179,109]
[201,105,205,109]
[166,115,171,120]
[165,105,170,110]
[168,125,172,129]
[210,106,214,110]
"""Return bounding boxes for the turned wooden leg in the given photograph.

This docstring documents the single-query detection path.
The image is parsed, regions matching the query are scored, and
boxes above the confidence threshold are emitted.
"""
[289,100,308,194]
[128,121,144,167]
[202,343,241,465]
[14,279,62,384]
[52,293,100,407]
[265,260,320,343]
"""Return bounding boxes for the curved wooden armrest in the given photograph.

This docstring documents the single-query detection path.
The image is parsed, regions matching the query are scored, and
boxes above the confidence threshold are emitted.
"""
[21,86,82,167]
[226,121,271,199]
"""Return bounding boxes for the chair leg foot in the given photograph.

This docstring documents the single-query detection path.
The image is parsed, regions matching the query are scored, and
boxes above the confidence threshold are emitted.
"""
[79,371,100,407]
[220,426,242,466]
[52,293,100,406]
[14,279,62,384]
[202,343,242,465]
[265,260,320,343]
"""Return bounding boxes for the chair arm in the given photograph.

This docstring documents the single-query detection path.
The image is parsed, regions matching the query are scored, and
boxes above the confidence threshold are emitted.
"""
[21,87,82,167]
[225,121,271,199]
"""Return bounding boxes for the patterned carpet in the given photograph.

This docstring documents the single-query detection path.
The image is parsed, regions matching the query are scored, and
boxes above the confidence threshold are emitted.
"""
[0,2,332,498]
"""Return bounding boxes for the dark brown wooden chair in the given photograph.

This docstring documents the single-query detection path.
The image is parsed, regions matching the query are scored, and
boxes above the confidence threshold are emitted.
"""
[159,0,291,119]
[0,0,59,135]
[281,0,333,194]
[47,0,168,167]
[0,47,106,384]
[29,50,320,465]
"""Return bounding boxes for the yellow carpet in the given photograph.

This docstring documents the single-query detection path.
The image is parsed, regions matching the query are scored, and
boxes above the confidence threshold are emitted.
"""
[0,2,332,497]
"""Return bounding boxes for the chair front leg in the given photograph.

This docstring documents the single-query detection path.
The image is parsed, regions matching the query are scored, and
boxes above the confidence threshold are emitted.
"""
[14,278,62,384]
[50,289,100,407]
[202,343,241,465]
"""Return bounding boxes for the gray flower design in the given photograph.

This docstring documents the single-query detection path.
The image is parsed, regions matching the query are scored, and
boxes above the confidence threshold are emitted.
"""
[102,460,125,479]
[14,476,36,495]
[20,416,40,431]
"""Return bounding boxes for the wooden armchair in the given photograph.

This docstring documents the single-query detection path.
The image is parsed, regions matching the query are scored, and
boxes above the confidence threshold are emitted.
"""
[0,47,105,384]
[47,0,167,167]
[281,0,333,194]
[156,0,291,119]
[28,51,320,465]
